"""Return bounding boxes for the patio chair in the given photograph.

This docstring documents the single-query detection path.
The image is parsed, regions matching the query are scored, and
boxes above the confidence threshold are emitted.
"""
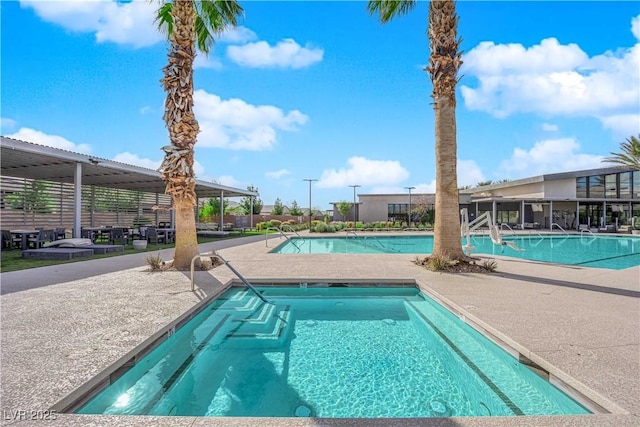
[2,230,19,251]
[81,228,96,242]
[146,227,167,245]
[54,227,66,240]
[109,228,128,245]
[28,229,55,249]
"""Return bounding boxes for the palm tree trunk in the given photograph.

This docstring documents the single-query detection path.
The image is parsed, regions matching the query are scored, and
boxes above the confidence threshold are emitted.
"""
[427,0,463,259]
[433,98,463,258]
[160,0,201,269]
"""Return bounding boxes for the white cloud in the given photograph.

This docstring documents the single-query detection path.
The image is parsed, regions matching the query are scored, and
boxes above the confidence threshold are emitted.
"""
[266,169,291,179]
[219,26,257,44]
[6,128,91,153]
[214,175,241,188]
[598,114,640,137]
[318,157,410,188]
[461,24,640,132]
[541,123,559,132]
[194,89,308,150]
[412,182,436,193]
[498,138,604,177]
[139,106,153,115]
[227,38,323,69]
[112,152,160,170]
[21,0,161,48]
[632,14,640,40]
[1,117,17,129]
[457,159,486,187]
[193,53,223,70]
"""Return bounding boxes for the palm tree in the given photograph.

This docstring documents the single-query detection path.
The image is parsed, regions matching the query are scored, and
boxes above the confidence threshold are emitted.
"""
[155,0,243,269]
[368,0,464,259]
[604,135,640,169]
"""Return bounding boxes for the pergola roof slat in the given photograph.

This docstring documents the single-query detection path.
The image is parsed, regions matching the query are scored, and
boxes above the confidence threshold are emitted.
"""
[1,136,257,199]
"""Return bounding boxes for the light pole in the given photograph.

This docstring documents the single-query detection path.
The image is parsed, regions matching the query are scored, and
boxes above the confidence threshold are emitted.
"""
[348,184,361,224]
[405,186,415,227]
[303,179,318,230]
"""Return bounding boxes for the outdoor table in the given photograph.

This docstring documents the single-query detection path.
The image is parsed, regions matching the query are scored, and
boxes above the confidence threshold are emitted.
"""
[157,228,175,243]
[10,229,39,250]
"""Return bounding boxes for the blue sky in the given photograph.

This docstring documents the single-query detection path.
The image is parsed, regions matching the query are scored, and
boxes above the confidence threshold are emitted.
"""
[2,1,639,211]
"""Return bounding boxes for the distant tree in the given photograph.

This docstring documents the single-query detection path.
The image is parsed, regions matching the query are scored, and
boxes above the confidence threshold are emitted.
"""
[289,200,304,216]
[272,198,284,215]
[337,200,352,221]
[199,196,228,222]
[5,180,55,225]
[458,185,472,190]
[604,135,640,169]
[240,185,263,214]
[412,195,435,225]
[476,180,493,187]
[82,187,143,212]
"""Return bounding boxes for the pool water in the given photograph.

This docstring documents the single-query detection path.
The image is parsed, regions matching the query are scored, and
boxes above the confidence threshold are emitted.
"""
[77,286,590,418]
[271,234,640,270]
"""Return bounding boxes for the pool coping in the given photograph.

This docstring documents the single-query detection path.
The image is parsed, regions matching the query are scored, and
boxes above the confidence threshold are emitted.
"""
[1,232,638,427]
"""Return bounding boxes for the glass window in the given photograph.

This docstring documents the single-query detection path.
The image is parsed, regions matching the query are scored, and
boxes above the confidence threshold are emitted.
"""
[634,171,640,198]
[576,176,587,198]
[588,175,604,198]
[605,174,617,198]
[619,172,632,199]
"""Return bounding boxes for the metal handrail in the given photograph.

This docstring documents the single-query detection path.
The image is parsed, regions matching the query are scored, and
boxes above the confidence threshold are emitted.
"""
[280,224,305,240]
[550,223,569,235]
[265,227,301,251]
[500,223,517,235]
[345,230,359,238]
[190,251,271,304]
[580,228,594,235]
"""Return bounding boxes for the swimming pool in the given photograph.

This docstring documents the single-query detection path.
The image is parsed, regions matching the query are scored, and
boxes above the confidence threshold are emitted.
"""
[74,286,592,418]
[271,234,640,270]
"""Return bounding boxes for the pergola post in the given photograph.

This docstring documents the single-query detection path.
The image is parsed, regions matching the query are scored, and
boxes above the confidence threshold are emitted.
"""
[73,163,82,238]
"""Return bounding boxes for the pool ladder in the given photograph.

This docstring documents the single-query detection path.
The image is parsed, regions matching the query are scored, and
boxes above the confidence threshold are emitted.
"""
[190,251,272,304]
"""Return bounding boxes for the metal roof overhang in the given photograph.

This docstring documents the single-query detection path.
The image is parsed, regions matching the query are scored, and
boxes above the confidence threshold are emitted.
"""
[0,137,257,199]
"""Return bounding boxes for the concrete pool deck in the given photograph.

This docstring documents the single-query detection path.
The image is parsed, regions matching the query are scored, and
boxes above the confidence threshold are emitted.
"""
[0,232,638,426]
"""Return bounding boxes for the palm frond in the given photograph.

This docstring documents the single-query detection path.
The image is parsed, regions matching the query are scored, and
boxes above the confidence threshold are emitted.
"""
[155,2,173,36]
[155,0,243,54]
[604,135,640,169]
[367,0,417,23]
[195,0,244,54]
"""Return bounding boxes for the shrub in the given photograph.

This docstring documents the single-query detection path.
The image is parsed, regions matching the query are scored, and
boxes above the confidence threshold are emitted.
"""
[414,254,457,272]
[270,219,282,228]
[146,253,164,271]
[481,259,498,272]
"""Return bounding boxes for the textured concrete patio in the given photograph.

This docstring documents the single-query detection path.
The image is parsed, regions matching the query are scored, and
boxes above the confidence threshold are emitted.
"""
[1,232,638,426]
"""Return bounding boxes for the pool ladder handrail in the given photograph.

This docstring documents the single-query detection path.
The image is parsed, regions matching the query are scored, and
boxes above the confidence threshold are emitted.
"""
[265,226,302,251]
[190,251,272,304]
[279,224,305,241]
[499,223,517,236]
[550,223,569,235]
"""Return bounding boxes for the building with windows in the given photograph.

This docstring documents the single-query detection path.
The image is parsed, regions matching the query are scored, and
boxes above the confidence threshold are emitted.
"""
[334,167,640,231]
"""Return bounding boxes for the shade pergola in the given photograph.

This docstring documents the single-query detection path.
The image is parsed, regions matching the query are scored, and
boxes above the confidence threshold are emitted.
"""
[1,136,257,236]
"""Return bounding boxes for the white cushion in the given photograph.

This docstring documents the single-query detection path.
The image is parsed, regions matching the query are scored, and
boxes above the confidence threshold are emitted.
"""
[43,238,93,248]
